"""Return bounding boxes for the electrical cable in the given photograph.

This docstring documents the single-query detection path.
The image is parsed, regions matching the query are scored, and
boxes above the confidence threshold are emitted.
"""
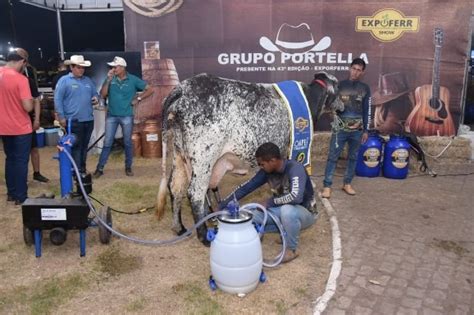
[88,194,153,215]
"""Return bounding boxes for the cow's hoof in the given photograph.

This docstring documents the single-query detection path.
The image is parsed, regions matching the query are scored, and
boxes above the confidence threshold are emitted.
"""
[200,237,211,247]
[176,228,188,236]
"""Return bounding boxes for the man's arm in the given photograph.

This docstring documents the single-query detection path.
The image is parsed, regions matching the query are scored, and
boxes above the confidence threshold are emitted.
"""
[32,98,41,130]
[100,69,114,99]
[21,99,34,112]
[219,170,267,209]
[54,78,66,125]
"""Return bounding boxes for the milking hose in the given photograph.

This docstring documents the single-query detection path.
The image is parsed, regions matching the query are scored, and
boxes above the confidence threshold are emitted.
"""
[64,149,288,267]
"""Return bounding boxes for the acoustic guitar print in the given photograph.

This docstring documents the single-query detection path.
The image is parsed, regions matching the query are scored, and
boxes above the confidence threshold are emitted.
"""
[406,27,455,136]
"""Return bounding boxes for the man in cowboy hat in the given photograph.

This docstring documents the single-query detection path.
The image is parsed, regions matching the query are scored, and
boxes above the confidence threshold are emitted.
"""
[321,58,371,198]
[0,48,34,204]
[372,72,413,134]
[54,55,99,174]
[93,56,153,178]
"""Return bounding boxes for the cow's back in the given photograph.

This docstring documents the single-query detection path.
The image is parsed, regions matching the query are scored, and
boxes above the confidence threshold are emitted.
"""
[166,74,290,164]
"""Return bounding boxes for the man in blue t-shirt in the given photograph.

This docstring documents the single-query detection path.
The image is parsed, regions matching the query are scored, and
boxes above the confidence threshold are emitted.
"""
[54,55,99,174]
[219,142,317,264]
[94,56,153,178]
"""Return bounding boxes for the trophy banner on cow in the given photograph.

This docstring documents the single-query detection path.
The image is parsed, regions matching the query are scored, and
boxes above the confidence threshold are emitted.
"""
[123,0,471,136]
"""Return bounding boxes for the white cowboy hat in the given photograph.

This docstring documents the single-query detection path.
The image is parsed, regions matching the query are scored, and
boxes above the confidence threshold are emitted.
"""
[259,23,331,53]
[64,55,91,67]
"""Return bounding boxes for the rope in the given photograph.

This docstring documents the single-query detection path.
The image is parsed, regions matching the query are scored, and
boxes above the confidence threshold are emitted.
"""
[420,139,453,159]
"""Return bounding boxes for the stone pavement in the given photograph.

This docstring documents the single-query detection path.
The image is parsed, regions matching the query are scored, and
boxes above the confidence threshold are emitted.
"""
[314,163,474,314]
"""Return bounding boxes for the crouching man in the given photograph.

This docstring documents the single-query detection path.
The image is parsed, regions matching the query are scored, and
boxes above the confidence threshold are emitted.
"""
[219,142,317,263]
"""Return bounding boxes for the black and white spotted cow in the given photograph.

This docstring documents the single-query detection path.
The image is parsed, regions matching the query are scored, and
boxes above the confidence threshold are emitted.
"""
[156,72,342,244]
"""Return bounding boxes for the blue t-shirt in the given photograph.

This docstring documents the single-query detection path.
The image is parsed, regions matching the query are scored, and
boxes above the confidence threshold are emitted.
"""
[54,73,98,122]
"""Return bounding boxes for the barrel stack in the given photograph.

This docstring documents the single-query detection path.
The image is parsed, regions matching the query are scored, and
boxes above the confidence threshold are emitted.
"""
[133,58,179,158]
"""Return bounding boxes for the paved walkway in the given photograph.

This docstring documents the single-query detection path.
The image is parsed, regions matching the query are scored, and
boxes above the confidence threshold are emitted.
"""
[315,163,474,314]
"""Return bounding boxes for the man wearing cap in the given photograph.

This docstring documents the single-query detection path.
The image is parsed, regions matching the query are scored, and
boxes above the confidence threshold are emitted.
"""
[321,58,371,198]
[0,48,34,204]
[93,56,153,177]
[54,55,99,174]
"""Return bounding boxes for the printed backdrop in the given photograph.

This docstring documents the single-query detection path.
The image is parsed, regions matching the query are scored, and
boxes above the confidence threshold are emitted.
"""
[123,0,471,135]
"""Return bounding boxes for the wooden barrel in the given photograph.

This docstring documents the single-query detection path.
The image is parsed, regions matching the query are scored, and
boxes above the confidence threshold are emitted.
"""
[132,132,142,157]
[135,59,179,124]
[141,120,162,158]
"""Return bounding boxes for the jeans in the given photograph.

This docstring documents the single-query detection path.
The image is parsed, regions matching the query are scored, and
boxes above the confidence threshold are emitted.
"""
[68,120,94,173]
[253,204,316,251]
[2,133,32,202]
[323,129,363,187]
[97,115,133,170]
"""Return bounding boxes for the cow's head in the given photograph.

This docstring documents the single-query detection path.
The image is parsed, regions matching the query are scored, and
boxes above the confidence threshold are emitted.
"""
[305,72,344,121]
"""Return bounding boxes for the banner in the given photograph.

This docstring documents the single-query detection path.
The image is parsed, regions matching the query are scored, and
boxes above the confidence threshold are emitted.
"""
[123,0,471,136]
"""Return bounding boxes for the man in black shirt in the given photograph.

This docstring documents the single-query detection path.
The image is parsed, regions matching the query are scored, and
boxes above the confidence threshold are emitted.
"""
[220,142,317,263]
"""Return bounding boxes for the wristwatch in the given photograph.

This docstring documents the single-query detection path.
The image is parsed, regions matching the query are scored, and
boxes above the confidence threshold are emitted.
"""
[137,96,142,102]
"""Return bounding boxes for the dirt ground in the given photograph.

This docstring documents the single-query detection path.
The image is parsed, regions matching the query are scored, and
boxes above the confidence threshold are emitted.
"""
[0,146,332,314]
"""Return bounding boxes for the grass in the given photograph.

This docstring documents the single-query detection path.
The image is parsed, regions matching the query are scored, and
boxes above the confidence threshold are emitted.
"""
[95,245,142,277]
[0,273,86,314]
[172,282,224,315]
[125,297,149,312]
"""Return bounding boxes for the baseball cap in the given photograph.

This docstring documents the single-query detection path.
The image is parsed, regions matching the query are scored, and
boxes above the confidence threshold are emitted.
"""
[107,56,127,67]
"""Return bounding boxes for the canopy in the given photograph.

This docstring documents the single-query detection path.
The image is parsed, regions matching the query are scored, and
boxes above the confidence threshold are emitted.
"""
[19,0,123,12]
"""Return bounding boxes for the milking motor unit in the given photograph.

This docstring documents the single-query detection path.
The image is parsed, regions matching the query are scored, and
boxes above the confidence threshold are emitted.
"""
[21,121,112,257]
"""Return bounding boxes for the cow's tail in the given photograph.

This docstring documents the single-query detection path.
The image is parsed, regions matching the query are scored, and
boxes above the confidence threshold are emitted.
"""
[156,87,182,219]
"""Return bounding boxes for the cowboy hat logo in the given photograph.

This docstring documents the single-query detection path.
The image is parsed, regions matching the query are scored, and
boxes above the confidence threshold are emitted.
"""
[260,23,331,54]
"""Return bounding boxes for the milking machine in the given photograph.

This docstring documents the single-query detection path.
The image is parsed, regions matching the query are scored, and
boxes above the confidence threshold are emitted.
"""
[21,122,288,295]
[21,120,112,257]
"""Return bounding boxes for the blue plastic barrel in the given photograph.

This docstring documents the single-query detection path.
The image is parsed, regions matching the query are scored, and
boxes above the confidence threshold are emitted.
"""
[36,127,45,148]
[383,135,410,179]
[356,132,383,177]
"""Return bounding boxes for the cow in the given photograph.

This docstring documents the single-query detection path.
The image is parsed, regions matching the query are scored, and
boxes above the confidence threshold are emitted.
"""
[156,72,342,245]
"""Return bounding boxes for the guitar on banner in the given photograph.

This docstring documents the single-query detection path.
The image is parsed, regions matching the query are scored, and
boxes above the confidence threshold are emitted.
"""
[406,27,455,136]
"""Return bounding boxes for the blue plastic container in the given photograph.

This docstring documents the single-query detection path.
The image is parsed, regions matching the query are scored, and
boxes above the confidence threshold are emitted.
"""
[356,133,383,177]
[36,127,45,148]
[383,135,410,179]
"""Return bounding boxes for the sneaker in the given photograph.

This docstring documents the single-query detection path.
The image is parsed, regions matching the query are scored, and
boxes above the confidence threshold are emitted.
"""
[33,172,49,183]
[281,249,299,264]
[125,168,134,176]
[93,169,104,179]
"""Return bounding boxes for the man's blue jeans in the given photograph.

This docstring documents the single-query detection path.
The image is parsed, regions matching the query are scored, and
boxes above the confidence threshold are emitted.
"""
[323,129,363,188]
[69,120,94,173]
[97,115,133,170]
[2,133,32,202]
[253,204,316,251]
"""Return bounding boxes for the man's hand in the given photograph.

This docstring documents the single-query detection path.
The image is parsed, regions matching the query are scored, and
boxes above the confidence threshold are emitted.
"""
[107,69,114,81]
[59,118,67,127]
[91,96,99,106]
[33,119,40,131]
[361,131,369,144]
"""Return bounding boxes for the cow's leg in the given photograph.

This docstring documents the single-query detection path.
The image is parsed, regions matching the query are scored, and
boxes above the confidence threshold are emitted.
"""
[168,153,189,235]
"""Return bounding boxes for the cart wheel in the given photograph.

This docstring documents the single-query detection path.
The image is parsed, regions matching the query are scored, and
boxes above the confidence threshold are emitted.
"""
[23,225,34,246]
[98,206,112,244]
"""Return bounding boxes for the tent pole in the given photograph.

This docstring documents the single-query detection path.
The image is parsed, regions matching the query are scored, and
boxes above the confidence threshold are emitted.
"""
[56,0,64,60]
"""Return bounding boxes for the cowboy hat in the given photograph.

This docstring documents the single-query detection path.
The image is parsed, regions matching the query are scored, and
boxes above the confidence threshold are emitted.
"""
[372,72,410,105]
[64,55,91,67]
[259,23,331,54]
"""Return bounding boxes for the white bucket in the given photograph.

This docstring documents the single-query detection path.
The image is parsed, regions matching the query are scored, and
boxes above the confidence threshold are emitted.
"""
[210,213,262,295]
